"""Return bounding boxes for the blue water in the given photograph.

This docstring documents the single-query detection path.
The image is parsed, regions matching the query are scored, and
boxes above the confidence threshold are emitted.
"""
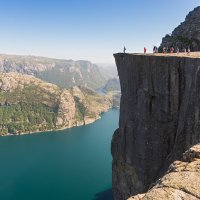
[0,109,119,200]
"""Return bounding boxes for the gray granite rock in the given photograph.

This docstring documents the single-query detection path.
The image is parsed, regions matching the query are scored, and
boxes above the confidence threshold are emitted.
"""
[112,53,200,200]
[128,144,200,200]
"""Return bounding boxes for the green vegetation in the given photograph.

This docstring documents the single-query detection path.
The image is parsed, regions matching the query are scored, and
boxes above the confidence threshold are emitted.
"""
[0,75,60,135]
[0,103,57,135]
[0,85,58,106]
[74,96,86,121]
[0,73,111,135]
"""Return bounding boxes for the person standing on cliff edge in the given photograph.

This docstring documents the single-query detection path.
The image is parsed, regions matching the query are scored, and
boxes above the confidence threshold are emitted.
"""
[123,46,126,53]
[176,47,179,54]
[144,47,147,54]
[187,47,190,55]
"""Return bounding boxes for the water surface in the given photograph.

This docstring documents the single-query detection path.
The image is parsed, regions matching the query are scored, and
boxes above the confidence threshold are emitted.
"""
[0,109,119,200]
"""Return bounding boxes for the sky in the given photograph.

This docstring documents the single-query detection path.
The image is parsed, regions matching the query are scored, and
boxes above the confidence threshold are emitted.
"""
[0,0,199,63]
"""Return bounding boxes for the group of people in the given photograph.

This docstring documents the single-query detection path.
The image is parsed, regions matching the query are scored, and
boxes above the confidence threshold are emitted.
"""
[153,46,158,53]
[123,46,191,54]
[145,46,191,54]
[144,46,158,54]
[161,46,190,54]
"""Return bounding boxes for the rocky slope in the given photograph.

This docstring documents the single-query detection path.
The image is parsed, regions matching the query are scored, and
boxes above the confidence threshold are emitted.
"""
[97,63,118,79]
[160,6,200,51]
[102,77,121,108]
[0,73,112,135]
[112,53,200,200]
[0,54,106,89]
[103,77,121,92]
[128,144,200,200]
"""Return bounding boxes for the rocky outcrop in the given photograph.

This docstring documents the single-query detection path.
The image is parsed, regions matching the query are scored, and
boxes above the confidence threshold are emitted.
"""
[112,53,200,200]
[128,144,200,200]
[160,6,200,51]
[56,89,76,128]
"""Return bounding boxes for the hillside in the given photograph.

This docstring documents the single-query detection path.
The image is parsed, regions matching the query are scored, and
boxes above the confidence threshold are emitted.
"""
[102,77,121,108]
[0,73,112,136]
[97,63,118,79]
[0,54,106,89]
[103,77,120,92]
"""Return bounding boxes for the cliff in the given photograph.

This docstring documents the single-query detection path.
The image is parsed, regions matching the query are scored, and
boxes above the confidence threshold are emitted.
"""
[0,72,112,135]
[112,53,200,200]
[128,144,200,200]
[160,6,200,51]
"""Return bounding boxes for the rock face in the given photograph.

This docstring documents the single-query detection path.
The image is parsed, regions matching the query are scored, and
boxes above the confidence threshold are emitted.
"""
[160,6,200,51]
[112,53,200,200]
[128,144,200,200]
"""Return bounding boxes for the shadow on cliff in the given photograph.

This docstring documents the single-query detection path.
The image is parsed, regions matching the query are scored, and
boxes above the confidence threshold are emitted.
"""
[93,188,113,200]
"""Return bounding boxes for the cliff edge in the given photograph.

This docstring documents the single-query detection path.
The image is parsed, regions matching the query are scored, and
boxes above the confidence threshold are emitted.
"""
[112,53,200,200]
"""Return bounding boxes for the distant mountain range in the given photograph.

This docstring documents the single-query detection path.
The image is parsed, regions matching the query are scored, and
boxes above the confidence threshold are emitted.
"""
[97,63,118,79]
[0,54,108,89]
[0,72,112,135]
[103,77,120,92]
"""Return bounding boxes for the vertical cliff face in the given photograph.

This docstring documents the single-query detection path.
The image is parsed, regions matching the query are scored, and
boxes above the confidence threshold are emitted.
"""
[112,53,200,200]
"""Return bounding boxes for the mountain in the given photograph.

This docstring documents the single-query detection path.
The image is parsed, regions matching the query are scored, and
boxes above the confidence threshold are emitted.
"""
[160,6,200,51]
[102,77,121,108]
[96,77,121,108]
[103,77,120,92]
[0,54,106,89]
[0,72,112,136]
[97,63,118,79]
[106,91,121,109]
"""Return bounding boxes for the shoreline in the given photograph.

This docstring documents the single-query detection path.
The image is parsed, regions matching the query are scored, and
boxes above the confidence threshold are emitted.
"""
[4,116,101,137]
[3,108,119,137]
